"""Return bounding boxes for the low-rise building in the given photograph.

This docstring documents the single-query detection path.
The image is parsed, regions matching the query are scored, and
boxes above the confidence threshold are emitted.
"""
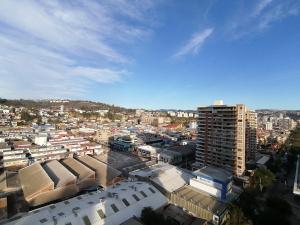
[4,181,167,225]
[190,166,233,200]
[137,145,161,159]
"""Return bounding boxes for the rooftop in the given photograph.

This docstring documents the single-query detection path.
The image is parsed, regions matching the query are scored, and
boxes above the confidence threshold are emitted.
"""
[130,163,193,192]
[93,151,146,170]
[43,160,77,188]
[61,158,95,182]
[19,163,54,202]
[173,185,228,216]
[193,166,232,184]
[4,181,167,225]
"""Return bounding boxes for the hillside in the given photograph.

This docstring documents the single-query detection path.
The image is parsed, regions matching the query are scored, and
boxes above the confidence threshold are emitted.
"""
[0,98,134,113]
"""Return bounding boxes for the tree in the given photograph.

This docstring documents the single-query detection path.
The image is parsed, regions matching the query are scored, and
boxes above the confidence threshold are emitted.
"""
[265,197,292,216]
[257,208,290,225]
[237,189,258,220]
[250,167,275,191]
[21,111,36,123]
[267,158,282,173]
[228,204,250,225]
[37,116,43,125]
[140,207,177,225]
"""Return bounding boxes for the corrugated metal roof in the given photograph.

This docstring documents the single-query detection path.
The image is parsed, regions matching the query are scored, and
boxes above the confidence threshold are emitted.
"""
[43,160,77,187]
[4,181,167,225]
[19,163,54,200]
[61,158,95,181]
[77,156,121,187]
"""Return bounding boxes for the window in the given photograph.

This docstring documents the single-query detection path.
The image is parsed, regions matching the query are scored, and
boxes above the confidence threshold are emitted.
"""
[111,204,119,213]
[82,216,92,225]
[122,198,130,206]
[97,209,106,219]
[132,194,140,201]
[58,212,65,216]
[88,201,94,205]
[148,187,156,193]
[64,200,70,205]
[77,196,82,200]
[73,207,80,211]
[50,205,56,209]
[65,223,72,225]
[140,191,147,198]
[40,218,48,223]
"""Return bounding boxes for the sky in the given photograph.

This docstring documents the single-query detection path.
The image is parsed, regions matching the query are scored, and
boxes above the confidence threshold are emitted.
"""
[0,0,300,110]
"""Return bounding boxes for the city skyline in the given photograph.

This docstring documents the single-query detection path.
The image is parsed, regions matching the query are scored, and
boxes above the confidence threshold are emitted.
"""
[1,0,300,109]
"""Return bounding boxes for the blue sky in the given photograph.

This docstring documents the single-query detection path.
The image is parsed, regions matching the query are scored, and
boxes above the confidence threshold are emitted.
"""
[0,0,300,110]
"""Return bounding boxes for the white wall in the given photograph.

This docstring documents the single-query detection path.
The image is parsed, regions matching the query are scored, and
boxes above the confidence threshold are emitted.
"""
[34,136,47,146]
[189,178,221,198]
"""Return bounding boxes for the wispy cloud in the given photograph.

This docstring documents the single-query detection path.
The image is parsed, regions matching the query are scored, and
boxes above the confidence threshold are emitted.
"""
[0,0,157,98]
[252,0,273,17]
[258,1,300,29]
[228,0,300,39]
[173,28,214,59]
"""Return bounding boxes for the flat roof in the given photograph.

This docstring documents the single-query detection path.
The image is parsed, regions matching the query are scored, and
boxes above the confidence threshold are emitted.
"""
[120,217,144,225]
[43,160,77,187]
[166,144,196,154]
[0,142,9,149]
[193,166,232,183]
[137,145,160,153]
[173,185,228,215]
[61,158,95,181]
[93,151,146,170]
[256,155,270,165]
[4,181,167,225]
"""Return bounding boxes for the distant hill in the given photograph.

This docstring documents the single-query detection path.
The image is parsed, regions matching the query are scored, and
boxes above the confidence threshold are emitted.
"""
[0,98,134,113]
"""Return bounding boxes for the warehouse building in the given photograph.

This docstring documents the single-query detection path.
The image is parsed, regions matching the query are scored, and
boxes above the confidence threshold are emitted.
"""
[19,163,55,206]
[61,158,96,190]
[93,151,146,170]
[4,181,168,225]
[43,160,77,189]
[77,155,122,187]
[129,163,192,194]
[190,166,233,200]
[19,161,79,207]
[170,185,229,225]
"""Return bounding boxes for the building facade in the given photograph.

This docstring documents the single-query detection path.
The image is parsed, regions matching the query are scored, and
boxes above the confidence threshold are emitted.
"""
[196,101,257,176]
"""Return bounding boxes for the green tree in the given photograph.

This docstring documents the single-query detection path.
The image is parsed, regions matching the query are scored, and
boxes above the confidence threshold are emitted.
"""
[265,197,292,216]
[140,207,177,225]
[21,111,35,122]
[237,189,258,220]
[228,204,250,225]
[251,167,275,191]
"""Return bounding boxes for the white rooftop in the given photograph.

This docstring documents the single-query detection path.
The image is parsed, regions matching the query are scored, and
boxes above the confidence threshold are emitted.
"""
[4,181,167,225]
[130,163,192,192]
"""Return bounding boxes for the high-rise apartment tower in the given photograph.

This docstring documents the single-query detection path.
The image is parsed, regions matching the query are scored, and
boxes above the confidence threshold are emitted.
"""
[195,101,257,176]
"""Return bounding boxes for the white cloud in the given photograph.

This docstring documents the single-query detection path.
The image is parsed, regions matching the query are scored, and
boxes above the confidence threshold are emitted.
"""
[258,2,300,29]
[173,28,214,59]
[252,0,273,17]
[0,35,127,99]
[229,0,300,39]
[0,0,157,99]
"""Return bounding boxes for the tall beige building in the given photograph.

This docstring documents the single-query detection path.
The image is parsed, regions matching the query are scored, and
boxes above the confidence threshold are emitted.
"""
[196,101,257,176]
[245,110,257,161]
